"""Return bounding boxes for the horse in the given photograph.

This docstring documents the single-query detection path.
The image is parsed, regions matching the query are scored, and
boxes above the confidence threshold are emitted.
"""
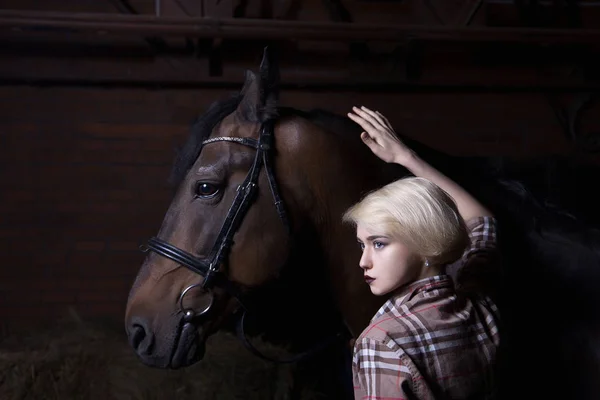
[125,47,600,399]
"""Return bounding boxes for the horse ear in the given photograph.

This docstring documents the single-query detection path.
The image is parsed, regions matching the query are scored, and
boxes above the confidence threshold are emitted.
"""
[259,46,280,114]
[235,46,280,123]
[236,69,261,122]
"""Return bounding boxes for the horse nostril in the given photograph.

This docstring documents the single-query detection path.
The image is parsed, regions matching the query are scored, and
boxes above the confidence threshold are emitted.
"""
[129,324,145,349]
[128,317,154,356]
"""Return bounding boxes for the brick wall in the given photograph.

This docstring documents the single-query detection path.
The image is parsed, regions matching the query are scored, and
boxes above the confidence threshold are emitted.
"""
[0,85,580,327]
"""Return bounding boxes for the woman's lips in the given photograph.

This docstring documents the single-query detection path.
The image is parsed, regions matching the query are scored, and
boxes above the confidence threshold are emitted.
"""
[365,275,375,284]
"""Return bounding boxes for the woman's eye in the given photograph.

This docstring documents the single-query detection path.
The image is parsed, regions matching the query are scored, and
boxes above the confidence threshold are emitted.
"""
[374,241,385,249]
[195,182,220,198]
[358,242,365,251]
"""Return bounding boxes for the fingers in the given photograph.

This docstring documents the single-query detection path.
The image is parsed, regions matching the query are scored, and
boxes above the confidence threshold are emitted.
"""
[348,109,373,129]
[359,106,388,128]
[352,107,383,130]
[350,106,396,135]
[375,111,393,130]
[347,111,375,133]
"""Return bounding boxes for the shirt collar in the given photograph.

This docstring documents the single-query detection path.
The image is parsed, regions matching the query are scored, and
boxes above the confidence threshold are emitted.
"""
[392,274,453,305]
[370,274,454,324]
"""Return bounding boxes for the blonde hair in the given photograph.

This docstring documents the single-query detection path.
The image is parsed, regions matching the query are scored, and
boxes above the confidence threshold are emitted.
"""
[343,177,469,266]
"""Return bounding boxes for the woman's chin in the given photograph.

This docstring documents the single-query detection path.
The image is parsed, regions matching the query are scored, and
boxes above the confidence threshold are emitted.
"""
[370,286,387,296]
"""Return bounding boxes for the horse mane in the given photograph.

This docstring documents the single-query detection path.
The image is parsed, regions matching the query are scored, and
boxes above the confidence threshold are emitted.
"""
[169,94,242,187]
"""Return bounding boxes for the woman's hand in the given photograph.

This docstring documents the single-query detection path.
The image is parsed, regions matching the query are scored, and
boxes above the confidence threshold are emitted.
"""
[347,106,413,165]
[348,107,493,221]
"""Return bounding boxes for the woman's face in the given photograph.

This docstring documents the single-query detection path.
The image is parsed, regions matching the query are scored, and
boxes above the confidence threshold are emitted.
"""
[356,223,426,296]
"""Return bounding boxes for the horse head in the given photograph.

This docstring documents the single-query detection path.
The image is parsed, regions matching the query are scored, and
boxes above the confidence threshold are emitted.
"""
[124,48,385,370]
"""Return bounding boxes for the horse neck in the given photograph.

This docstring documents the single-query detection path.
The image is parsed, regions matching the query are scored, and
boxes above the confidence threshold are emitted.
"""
[289,121,403,335]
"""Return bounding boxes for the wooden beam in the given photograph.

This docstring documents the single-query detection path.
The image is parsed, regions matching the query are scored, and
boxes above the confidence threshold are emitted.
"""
[0,48,598,92]
[2,9,600,44]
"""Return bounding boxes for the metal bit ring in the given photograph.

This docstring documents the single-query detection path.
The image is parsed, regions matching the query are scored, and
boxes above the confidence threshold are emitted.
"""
[178,283,215,322]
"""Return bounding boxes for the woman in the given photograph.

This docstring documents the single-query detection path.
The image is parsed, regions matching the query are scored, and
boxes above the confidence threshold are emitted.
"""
[345,106,501,399]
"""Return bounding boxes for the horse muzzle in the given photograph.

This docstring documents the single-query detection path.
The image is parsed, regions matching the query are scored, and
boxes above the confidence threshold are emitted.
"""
[126,312,207,369]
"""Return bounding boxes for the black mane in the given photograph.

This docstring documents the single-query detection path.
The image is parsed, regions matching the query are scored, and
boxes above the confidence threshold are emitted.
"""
[169,94,243,186]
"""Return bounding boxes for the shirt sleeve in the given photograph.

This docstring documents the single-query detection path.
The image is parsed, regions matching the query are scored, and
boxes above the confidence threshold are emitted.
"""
[352,337,415,400]
[446,215,501,297]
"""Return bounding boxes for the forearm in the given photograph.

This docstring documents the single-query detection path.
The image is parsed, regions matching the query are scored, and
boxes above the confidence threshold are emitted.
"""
[398,151,493,221]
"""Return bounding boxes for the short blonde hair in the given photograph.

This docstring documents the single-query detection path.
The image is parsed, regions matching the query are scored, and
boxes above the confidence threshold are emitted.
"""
[343,177,469,266]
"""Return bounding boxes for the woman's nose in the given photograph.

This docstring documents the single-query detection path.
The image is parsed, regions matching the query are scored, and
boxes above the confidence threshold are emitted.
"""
[359,250,371,270]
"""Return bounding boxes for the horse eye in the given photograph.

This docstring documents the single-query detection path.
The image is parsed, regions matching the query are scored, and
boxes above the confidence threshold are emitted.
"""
[195,182,220,198]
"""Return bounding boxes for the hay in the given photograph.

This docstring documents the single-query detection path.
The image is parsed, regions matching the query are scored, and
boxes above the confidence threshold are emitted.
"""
[0,311,327,400]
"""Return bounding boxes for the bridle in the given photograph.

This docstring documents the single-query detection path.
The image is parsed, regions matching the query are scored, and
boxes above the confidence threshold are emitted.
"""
[140,119,344,363]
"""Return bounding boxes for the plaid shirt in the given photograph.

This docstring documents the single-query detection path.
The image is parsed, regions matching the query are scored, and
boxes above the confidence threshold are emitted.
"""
[352,216,500,400]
